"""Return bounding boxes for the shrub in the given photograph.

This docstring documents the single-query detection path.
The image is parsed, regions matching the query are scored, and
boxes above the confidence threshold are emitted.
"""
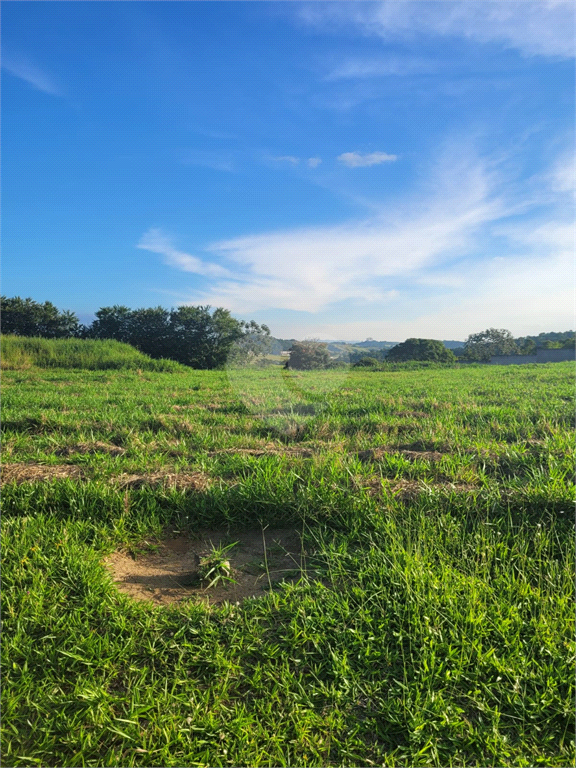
[386,338,456,363]
[285,341,331,370]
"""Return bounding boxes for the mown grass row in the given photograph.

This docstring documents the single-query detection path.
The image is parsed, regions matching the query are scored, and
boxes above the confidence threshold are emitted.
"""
[2,363,574,766]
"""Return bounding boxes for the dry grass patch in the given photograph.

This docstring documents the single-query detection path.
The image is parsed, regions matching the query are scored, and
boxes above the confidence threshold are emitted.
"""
[55,441,126,457]
[209,446,314,459]
[357,444,449,463]
[105,527,303,606]
[355,475,479,500]
[114,471,212,491]
[1,462,84,484]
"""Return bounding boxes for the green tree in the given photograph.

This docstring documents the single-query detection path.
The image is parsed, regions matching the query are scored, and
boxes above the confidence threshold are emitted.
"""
[128,307,171,358]
[167,305,247,369]
[1,296,80,338]
[227,320,272,365]
[286,341,331,370]
[87,305,134,343]
[386,338,456,363]
[515,338,537,355]
[463,328,518,362]
[86,303,269,369]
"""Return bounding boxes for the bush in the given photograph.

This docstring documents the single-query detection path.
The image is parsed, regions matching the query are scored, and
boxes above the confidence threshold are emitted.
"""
[285,341,331,370]
[353,357,380,367]
[386,338,456,363]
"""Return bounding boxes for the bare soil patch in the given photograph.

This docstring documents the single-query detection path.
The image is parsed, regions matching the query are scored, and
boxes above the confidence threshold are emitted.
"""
[105,527,303,606]
[1,462,84,484]
[356,476,478,500]
[114,472,211,491]
[209,446,313,459]
[55,441,126,457]
[395,411,428,420]
[357,447,446,463]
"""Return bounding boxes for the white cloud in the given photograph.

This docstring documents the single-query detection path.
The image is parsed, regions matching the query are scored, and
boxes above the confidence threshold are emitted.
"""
[137,228,231,278]
[152,142,573,339]
[338,151,397,167]
[326,55,437,80]
[179,147,506,314]
[2,58,62,96]
[307,157,322,168]
[299,1,575,59]
[277,245,574,341]
[548,151,576,195]
[272,155,301,165]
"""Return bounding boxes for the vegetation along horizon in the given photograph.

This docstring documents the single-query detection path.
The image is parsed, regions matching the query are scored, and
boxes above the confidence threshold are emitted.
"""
[1,331,575,767]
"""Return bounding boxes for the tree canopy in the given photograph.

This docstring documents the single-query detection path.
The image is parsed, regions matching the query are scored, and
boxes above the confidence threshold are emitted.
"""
[286,341,331,370]
[386,338,456,363]
[1,296,80,338]
[87,304,270,369]
[463,328,518,362]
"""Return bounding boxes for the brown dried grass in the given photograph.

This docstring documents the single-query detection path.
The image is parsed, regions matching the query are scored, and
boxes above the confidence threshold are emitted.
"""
[114,472,212,491]
[55,442,125,457]
[2,462,84,484]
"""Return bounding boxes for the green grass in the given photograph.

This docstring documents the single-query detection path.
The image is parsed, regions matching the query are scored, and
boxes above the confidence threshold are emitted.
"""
[1,335,183,371]
[2,362,574,766]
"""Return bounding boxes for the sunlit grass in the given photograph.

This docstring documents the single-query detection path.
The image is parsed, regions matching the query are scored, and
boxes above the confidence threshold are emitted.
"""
[2,363,574,766]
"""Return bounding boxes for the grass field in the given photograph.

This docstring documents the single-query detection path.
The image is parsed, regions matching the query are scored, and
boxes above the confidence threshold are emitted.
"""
[2,357,574,767]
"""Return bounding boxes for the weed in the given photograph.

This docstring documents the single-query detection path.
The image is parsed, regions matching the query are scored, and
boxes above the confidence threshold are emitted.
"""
[197,541,239,589]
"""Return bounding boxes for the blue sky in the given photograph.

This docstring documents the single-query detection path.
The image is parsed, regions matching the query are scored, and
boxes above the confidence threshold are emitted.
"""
[2,1,574,341]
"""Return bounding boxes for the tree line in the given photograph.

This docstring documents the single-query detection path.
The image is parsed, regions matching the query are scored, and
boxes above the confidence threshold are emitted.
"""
[2,296,573,369]
[289,329,575,369]
[0,296,270,369]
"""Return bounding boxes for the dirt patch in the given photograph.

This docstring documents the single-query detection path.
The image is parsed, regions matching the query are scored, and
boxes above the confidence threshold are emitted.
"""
[55,442,126,457]
[1,462,84,484]
[400,450,445,462]
[105,527,303,606]
[357,447,446,463]
[209,446,313,459]
[399,440,451,453]
[395,411,428,420]
[114,472,211,491]
[357,476,478,500]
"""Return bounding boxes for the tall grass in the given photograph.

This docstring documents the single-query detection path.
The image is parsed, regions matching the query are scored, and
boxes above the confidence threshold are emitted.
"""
[1,335,183,372]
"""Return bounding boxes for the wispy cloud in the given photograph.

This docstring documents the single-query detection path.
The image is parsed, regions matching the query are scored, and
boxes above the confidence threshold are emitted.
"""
[272,155,301,165]
[299,1,575,59]
[137,228,231,278]
[338,151,397,167]
[307,157,322,168]
[175,145,505,314]
[182,150,235,172]
[2,57,62,96]
[326,55,437,80]
[153,140,573,338]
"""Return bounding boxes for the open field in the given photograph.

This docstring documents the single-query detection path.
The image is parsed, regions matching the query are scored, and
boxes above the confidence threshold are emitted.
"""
[2,361,575,767]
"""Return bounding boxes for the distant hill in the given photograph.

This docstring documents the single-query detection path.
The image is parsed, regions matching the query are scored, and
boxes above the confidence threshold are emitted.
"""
[517,331,574,345]
[272,337,466,359]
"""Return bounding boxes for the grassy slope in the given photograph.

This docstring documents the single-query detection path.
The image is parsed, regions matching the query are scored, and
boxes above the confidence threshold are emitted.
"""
[1,335,183,371]
[1,363,574,767]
